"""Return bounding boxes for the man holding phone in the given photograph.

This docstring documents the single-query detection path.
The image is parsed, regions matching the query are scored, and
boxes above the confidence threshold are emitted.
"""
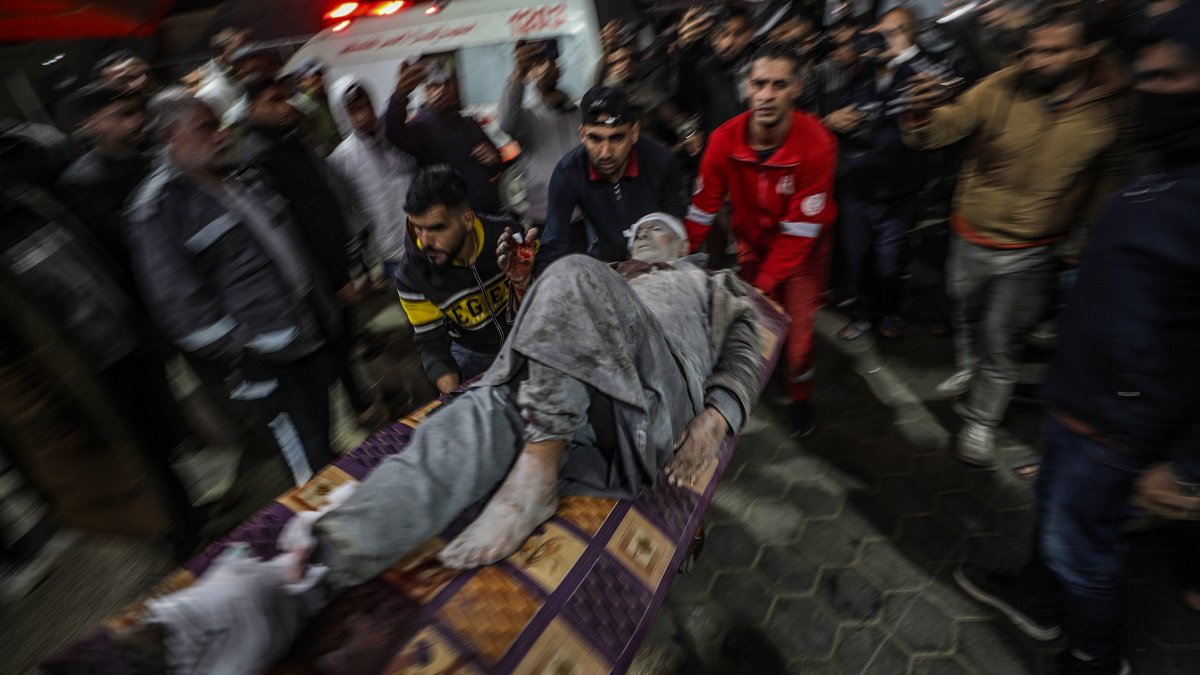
[383,56,505,215]
[498,39,580,231]
[830,8,955,342]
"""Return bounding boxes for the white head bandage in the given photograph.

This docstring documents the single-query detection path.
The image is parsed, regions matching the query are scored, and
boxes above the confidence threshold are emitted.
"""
[624,212,689,251]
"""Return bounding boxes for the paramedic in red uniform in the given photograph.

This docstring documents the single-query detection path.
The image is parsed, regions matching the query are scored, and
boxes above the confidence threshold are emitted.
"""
[685,42,837,439]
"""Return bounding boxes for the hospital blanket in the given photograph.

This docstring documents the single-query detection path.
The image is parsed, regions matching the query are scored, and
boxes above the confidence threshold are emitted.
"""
[44,293,786,675]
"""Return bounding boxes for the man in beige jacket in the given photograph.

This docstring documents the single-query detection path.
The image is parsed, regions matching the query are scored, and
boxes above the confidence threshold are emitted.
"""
[903,7,1131,466]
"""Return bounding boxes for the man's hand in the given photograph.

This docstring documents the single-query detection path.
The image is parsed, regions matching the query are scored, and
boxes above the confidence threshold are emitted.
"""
[824,105,864,133]
[497,226,538,284]
[512,41,541,81]
[905,72,957,115]
[664,408,729,488]
[436,372,461,395]
[677,7,715,49]
[396,60,428,98]
[1134,463,1200,521]
[337,281,364,305]
[471,142,501,166]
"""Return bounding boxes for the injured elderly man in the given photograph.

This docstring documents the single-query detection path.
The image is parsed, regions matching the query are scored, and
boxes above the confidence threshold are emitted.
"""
[129,212,764,673]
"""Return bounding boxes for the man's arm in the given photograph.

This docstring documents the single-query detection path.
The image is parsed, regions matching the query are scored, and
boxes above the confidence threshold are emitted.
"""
[497,76,534,148]
[532,162,578,275]
[683,133,729,249]
[125,200,243,364]
[382,63,432,161]
[396,283,458,387]
[901,70,992,151]
[753,136,838,296]
[703,272,763,434]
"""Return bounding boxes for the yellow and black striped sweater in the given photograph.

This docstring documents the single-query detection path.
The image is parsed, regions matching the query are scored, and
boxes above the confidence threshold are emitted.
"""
[395,214,520,381]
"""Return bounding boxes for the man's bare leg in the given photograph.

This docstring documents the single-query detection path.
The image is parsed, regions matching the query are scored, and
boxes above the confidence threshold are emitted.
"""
[438,439,566,568]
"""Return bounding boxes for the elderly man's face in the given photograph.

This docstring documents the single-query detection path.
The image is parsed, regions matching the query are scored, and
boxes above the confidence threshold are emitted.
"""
[630,219,687,263]
[167,106,231,174]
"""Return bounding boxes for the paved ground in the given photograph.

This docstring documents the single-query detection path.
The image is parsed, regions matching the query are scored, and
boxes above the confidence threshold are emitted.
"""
[4,298,1200,673]
[629,309,1200,675]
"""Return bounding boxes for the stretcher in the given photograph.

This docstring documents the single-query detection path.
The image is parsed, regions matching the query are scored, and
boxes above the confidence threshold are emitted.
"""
[45,293,786,675]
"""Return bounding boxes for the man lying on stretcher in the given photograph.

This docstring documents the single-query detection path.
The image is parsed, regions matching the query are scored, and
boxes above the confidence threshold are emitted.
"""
[128,174,765,673]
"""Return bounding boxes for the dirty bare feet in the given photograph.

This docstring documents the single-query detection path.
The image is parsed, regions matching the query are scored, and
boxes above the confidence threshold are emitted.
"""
[438,440,565,569]
[664,408,729,488]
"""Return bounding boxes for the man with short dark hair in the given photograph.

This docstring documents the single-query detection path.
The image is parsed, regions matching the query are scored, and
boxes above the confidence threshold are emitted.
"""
[384,58,504,215]
[677,4,758,132]
[395,166,522,393]
[954,6,1200,673]
[903,8,1132,466]
[831,7,954,342]
[685,42,838,438]
[56,83,152,288]
[95,50,157,97]
[237,73,381,427]
[535,85,685,271]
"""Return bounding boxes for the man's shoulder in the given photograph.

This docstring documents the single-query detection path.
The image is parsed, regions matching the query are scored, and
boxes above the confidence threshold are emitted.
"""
[58,150,104,187]
[127,162,183,223]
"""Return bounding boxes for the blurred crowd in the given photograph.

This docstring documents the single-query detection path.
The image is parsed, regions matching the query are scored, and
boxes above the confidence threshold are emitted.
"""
[2,1,1200,673]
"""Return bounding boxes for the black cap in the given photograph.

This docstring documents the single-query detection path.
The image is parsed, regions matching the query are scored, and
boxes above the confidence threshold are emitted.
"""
[581,85,634,127]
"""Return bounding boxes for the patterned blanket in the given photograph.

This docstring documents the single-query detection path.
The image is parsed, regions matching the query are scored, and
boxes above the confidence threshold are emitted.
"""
[45,295,786,675]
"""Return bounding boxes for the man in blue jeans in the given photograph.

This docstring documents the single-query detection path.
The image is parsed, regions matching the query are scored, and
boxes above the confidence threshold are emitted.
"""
[953,8,1200,673]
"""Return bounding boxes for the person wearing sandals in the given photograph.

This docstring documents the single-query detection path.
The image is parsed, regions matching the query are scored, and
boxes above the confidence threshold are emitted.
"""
[953,6,1200,673]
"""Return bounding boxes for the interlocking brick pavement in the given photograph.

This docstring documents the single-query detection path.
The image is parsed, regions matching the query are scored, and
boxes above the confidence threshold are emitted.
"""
[630,308,1200,675]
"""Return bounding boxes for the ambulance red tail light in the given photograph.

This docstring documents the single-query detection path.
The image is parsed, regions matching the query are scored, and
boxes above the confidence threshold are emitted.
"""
[373,1,406,15]
[324,1,411,25]
[424,0,448,15]
[325,2,360,20]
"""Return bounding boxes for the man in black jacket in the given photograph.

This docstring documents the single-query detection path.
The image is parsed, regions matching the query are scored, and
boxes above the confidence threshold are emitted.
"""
[383,57,504,215]
[238,74,382,426]
[396,166,521,394]
[677,4,756,133]
[536,86,685,273]
[953,8,1200,673]
[56,83,152,292]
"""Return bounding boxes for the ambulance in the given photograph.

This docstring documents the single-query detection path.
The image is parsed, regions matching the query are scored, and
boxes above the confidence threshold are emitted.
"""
[285,0,646,144]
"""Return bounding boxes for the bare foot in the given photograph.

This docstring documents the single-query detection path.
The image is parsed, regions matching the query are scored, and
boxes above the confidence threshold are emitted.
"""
[438,440,565,569]
[664,408,728,488]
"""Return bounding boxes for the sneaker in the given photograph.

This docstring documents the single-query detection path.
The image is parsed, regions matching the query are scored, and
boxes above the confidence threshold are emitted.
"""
[936,368,974,398]
[789,402,815,439]
[954,565,1063,641]
[956,422,996,467]
[1056,650,1132,675]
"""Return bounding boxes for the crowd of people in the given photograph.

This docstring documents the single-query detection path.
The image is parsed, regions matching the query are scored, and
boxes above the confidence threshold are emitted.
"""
[2,0,1200,673]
